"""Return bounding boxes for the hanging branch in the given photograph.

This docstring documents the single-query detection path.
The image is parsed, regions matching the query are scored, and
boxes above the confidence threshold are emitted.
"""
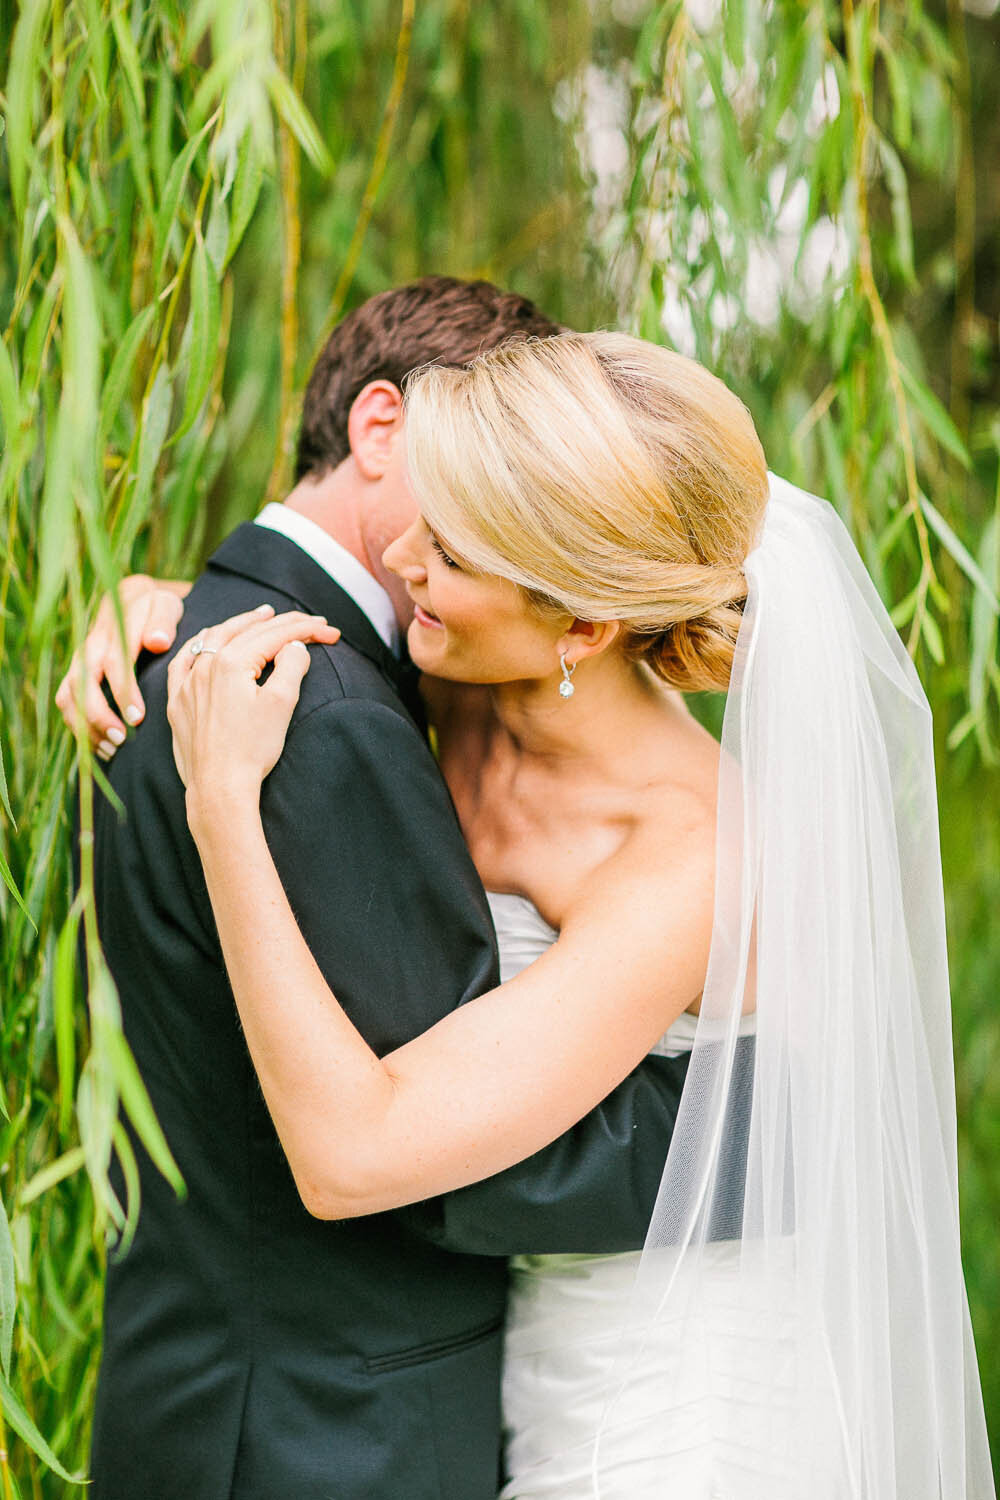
[309,0,417,368]
[265,0,308,503]
[842,0,936,655]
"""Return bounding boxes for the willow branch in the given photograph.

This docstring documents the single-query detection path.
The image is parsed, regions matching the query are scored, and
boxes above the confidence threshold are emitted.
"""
[843,0,935,655]
[947,0,974,444]
[265,0,306,503]
[0,1410,13,1500]
[309,0,416,369]
[106,111,223,531]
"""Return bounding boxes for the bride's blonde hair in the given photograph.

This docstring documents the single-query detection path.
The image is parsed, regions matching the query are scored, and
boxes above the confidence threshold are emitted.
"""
[403,331,769,692]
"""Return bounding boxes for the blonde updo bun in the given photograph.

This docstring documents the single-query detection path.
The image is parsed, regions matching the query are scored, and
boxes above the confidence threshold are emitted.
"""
[403,331,768,692]
[632,602,747,694]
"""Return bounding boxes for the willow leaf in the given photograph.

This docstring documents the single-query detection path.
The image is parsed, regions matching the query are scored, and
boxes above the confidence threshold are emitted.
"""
[697,44,752,225]
[109,4,146,124]
[5,0,48,222]
[0,1367,84,1483]
[98,303,157,454]
[877,500,914,561]
[111,1122,141,1257]
[34,400,74,634]
[105,1028,184,1196]
[920,608,945,665]
[119,70,155,219]
[60,215,102,509]
[878,33,912,149]
[0,1191,15,1379]
[79,0,109,107]
[875,131,915,286]
[0,337,19,450]
[225,128,265,266]
[54,903,82,1136]
[175,234,221,442]
[205,191,230,278]
[947,707,978,753]
[724,0,745,69]
[190,31,263,130]
[78,1042,118,1226]
[151,59,176,196]
[120,363,173,551]
[0,736,14,826]
[266,65,334,176]
[0,844,34,931]
[921,496,999,615]
[970,511,999,762]
[17,1148,86,1210]
[153,118,215,283]
[899,362,970,469]
[890,583,919,629]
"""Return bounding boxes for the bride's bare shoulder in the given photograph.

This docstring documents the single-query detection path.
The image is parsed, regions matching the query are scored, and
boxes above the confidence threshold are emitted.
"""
[560,705,720,947]
[640,692,721,831]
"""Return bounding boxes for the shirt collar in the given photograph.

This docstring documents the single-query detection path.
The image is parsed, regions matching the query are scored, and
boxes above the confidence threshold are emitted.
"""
[254,502,400,655]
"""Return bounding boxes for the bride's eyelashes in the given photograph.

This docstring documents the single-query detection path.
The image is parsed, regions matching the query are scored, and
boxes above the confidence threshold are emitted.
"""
[429,532,462,570]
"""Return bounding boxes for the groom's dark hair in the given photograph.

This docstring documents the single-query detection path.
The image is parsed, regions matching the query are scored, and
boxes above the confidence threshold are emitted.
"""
[295,276,564,481]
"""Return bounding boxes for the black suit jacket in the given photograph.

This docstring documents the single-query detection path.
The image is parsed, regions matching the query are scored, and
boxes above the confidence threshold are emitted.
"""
[89,522,689,1500]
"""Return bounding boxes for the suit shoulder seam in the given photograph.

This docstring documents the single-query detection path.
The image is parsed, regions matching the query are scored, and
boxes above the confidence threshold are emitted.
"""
[288,678,420,743]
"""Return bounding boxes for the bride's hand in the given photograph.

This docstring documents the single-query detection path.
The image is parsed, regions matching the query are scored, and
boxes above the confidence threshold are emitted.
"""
[166,607,340,812]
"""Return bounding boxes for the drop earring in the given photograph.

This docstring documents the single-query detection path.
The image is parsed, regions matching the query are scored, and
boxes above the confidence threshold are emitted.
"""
[558,652,577,700]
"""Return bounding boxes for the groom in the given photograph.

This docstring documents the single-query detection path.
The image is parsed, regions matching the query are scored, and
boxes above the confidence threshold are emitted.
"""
[81,277,690,1499]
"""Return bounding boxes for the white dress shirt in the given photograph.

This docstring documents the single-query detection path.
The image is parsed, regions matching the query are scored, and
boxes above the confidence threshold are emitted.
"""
[254,502,400,655]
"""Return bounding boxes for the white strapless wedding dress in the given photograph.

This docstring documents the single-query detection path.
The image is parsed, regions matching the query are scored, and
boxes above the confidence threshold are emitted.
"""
[488,892,831,1500]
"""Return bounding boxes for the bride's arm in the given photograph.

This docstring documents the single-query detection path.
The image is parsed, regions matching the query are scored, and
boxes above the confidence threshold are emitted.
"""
[169,614,715,1221]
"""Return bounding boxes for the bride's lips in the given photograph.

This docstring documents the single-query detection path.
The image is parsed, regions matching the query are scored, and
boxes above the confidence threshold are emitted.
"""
[413,602,444,630]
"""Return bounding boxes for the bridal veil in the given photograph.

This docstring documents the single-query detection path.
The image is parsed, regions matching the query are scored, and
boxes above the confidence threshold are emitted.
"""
[594,475,996,1497]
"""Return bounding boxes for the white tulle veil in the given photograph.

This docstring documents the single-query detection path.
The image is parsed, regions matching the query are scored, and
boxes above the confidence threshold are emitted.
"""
[592,475,995,1497]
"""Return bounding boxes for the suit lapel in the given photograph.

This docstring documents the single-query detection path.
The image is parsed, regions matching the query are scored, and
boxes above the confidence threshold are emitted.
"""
[207,523,423,721]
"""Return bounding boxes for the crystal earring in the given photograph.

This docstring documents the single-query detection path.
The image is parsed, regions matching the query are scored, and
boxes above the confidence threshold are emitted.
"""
[558,652,577,699]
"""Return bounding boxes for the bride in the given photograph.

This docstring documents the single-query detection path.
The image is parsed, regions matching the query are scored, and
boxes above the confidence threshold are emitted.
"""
[67,332,993,1496]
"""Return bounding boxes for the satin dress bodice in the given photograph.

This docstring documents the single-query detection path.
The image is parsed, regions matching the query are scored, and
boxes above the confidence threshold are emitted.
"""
[486,892,824,1500]
[486,889,717,1055]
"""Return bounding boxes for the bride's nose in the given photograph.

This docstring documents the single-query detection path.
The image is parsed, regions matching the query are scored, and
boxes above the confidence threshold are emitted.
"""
[383,518,427,581]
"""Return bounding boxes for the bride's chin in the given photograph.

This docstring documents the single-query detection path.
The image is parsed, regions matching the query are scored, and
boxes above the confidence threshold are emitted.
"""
[406,627,454,676]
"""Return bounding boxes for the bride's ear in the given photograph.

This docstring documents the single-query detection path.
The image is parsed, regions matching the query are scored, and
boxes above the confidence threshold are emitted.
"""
[556,618,622,667]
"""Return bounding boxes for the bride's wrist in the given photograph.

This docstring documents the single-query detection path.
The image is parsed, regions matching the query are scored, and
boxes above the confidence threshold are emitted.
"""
[186,778,263,849]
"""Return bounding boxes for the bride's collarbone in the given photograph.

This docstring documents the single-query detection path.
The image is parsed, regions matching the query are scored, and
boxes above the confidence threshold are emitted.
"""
[459,779,709,935]
[435,699,719,924]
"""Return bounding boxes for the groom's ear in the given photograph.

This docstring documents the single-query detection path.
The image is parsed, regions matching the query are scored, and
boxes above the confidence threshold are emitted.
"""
[348,381,404,480]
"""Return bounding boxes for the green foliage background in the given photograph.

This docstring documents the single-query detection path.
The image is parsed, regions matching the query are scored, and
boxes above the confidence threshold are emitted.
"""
[1,0,998,1489]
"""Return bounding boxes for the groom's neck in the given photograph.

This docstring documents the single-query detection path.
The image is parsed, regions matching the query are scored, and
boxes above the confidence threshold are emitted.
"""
[281,464,372,575]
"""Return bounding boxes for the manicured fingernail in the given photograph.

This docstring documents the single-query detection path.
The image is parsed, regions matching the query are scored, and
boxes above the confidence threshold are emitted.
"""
[149,630,171,647]
[98,739,116,758]
[256,604,274,615]
[124,705,142,725]
[107,727,126,746]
